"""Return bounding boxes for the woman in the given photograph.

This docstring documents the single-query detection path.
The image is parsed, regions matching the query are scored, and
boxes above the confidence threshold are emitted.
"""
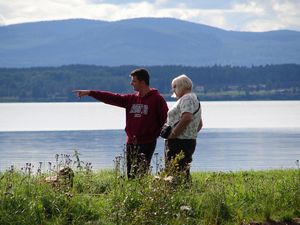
[165,74,203,180]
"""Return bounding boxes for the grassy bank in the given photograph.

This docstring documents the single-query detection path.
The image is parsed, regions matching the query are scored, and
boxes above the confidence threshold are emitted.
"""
[0,165,299,225]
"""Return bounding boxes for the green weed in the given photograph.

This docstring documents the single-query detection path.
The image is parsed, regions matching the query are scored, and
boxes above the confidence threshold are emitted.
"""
[0,153,299,225]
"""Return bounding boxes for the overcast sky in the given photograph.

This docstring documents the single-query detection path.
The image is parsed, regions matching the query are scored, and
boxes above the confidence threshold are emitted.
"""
[0,0,299,32]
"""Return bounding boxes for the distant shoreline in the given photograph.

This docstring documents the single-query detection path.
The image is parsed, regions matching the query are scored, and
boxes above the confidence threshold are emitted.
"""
[1,64,300,102]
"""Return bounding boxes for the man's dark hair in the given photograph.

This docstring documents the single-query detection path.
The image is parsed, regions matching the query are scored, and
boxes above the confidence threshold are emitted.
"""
[130,68,150,86]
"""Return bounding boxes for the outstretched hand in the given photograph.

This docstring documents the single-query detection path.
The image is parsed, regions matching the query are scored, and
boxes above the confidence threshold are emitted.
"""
[72,90,90,99]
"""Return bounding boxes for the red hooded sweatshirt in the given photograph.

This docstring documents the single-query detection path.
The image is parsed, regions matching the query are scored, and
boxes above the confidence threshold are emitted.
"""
[89,89,168,144]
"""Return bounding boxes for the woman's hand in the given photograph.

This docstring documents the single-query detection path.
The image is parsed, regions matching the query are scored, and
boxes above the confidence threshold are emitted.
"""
[72,90,90,99]
[168,131,177,139]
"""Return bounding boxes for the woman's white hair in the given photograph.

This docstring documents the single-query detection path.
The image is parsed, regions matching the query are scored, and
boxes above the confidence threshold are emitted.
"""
[171,74,193,97]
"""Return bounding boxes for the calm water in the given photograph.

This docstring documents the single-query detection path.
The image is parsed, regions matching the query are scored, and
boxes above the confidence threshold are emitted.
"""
[0,101,300,172]
[1,101,300,131]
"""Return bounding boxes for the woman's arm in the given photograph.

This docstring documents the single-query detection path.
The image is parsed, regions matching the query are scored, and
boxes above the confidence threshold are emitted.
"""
[168,112,192,139]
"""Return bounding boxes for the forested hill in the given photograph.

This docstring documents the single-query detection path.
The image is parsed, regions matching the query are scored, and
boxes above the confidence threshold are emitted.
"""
[1,18,300,67]
[1,64,300,102]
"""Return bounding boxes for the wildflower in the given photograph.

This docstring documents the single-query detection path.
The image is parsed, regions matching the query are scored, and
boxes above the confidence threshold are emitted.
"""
[180,205,192,212]
[163,175,175,183]
[45,175,58,182]
[153,175,161,181]
[65,192,73,198]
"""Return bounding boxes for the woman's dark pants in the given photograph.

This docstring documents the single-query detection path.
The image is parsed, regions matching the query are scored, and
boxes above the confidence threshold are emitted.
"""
[165,138,196,180]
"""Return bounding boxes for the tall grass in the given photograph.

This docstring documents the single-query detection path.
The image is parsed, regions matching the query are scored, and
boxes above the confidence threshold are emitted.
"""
[0,155,299,225]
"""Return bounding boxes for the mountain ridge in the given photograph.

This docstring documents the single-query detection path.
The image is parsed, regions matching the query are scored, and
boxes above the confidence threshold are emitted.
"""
[0,17,300,67]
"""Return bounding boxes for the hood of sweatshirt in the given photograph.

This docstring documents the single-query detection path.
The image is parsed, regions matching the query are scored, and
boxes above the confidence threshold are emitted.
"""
[136,88,159,98]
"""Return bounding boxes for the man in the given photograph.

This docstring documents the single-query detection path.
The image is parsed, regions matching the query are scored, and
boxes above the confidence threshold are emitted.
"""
[73,68,168,178]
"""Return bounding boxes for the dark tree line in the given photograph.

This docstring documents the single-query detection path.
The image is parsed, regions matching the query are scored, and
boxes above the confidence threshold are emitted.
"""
[0,64,300,102]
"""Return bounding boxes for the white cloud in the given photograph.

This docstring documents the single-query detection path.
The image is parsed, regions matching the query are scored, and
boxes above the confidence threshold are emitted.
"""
[231,1,265,16]
[154,0,170,7]
[0,13,5,25]
[221,0,300,31]
[0,0,299,31]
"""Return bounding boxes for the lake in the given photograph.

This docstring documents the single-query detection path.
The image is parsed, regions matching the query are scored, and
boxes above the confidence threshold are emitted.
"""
[0,101,300,172]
